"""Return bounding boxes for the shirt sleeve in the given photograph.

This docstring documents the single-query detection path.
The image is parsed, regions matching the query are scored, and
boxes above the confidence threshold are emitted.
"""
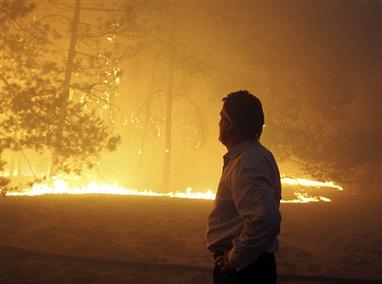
[227,154,281,271]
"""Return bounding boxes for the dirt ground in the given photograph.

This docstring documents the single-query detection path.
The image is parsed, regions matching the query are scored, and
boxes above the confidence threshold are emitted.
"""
[0,192,381,283]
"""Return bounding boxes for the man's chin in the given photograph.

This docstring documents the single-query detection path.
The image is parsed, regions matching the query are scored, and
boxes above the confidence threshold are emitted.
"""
[219,135,228,146]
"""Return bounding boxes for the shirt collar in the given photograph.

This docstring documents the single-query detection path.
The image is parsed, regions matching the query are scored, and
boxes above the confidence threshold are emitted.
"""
[223,139,255,164]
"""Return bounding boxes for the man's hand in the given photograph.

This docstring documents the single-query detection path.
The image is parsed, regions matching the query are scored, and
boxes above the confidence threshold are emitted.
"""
[215,252,233,272]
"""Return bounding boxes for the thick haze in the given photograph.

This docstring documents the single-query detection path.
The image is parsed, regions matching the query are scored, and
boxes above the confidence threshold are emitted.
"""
[3,1,381,195]
[107,2,381,194]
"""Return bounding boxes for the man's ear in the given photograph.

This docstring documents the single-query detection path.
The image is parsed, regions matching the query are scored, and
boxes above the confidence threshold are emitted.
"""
[226,122,237,136]
[225,121,234,131]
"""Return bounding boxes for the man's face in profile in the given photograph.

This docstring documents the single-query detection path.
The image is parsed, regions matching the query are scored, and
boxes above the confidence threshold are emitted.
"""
[219,106,234,145]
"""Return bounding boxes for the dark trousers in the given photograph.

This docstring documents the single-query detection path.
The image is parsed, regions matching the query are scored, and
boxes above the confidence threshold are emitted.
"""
[213,253,277,284]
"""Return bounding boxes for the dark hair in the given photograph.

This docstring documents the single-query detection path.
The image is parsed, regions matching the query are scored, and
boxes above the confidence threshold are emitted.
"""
[222,90,264,140]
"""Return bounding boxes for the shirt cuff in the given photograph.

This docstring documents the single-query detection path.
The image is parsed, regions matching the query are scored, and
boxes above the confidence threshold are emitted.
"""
[227,248,239,271]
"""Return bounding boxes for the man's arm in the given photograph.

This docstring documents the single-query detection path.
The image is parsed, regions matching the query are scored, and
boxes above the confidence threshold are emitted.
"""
[227,154,281,271]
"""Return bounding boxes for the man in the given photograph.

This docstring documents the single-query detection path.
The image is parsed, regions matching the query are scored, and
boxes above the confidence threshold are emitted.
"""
[207,90,281,284]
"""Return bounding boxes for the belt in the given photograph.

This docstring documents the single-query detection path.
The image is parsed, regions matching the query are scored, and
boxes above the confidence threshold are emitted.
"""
[212,251,274,260]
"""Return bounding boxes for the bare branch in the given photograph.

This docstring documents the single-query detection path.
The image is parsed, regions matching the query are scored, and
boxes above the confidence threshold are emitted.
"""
[76,51,104,60]
[71,82,104,92]
[0,132,38,180]
[79,29,122,39]
[47,1,74,10]
[133,91,162,114]
[80,6,125,12]
[76,38,101,54]
[85,92,130,117]
[34,14,72,23]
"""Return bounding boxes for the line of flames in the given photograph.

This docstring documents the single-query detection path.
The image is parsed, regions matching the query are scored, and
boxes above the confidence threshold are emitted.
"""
[5,176,343,203]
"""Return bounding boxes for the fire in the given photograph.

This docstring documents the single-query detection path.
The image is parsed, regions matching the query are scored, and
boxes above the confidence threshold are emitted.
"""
[5,176,343,203]
[282,193,331,203]
[6,178,216,200]
[281,177,343,191]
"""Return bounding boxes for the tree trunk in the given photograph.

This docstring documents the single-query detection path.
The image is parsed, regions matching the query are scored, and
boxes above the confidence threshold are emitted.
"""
[137,54,160,185]
[50,0,81,176]
[163,73,173,191]
[162,7,175,191]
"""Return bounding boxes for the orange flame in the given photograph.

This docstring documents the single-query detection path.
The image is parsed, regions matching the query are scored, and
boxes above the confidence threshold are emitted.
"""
[5,176,342,203]
[281,177,343,191]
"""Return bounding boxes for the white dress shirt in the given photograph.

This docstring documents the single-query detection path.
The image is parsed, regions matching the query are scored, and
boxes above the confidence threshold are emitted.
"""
[207,139,281,271]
